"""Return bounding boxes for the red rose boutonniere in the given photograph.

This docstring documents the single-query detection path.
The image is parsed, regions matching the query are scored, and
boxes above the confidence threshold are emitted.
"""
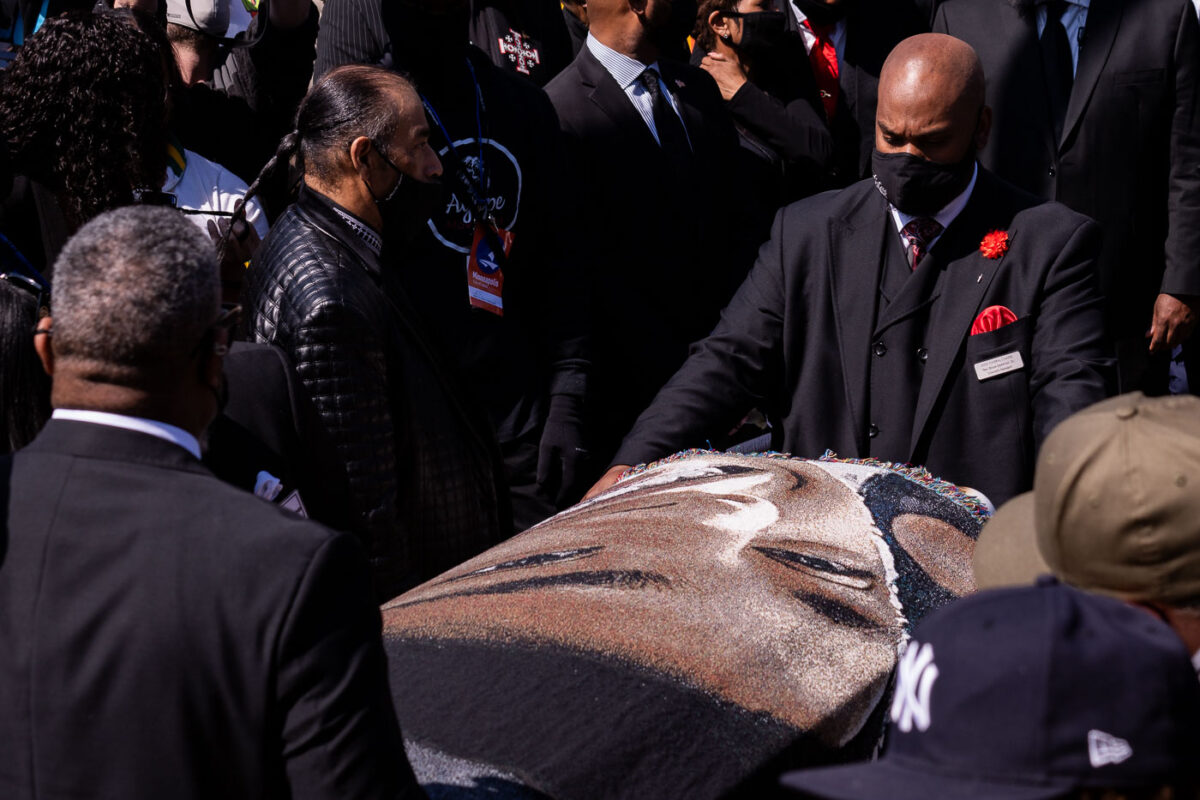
[980,230,1009,259]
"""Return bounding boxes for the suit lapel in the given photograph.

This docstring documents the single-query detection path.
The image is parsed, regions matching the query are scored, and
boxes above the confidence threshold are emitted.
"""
[1011,9,1060,163]
[577,47,660,152]
[908,176,1007,456]
[659,63,703,151]
[829,188,889,455]
[1060,0,1122,150]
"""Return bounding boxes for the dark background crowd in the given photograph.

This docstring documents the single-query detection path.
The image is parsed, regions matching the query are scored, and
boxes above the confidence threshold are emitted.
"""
[3,0,1200,796]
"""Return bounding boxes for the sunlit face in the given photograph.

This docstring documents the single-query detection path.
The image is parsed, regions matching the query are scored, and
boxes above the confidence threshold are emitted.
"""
[384,455,927,745]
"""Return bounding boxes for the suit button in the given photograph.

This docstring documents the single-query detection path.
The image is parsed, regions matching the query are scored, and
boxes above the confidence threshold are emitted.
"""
[1048,166,1056,177]
[869,424,879,438]
[873,341,887,357]
[916,347,928,362]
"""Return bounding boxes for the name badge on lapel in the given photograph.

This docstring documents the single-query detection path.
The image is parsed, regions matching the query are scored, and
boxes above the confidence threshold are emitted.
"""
[974,351,1024,381]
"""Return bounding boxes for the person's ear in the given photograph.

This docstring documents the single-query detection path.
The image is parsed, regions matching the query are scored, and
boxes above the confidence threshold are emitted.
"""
[34,316,53,377]
[629,0,649,18]
[974,105,993,151]
[709,9,731,40]
[201,346,224,395]
[348,135,374,182]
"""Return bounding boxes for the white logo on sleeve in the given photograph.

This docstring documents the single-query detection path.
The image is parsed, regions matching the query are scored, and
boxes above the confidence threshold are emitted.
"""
[890,641,939,733]
[1088,730,1133,768]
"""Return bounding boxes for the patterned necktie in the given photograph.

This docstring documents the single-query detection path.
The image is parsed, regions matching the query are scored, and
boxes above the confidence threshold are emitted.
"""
[638,69,692,156]
[805,20,839,121]
[901,217,944,271]
[1040,0,1074,141]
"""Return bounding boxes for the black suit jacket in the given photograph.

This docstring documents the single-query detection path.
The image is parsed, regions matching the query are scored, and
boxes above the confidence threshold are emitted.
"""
[0,420,420,799]
[934,0,1200,339]
[205,341,352,530]
[614,169,1112,505]
[546,45,758,462]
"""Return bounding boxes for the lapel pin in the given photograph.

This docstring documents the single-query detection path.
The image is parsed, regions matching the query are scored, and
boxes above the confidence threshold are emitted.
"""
[977,274,983,283]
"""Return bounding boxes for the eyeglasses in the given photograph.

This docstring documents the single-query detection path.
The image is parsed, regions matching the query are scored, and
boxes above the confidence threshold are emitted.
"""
[2,271,51,326]
[0,229,51,320]
[192,303,242,358]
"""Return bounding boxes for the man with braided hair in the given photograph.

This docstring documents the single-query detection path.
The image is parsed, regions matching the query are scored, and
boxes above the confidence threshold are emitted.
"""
[317,0,594,531]
[243,65,510,602]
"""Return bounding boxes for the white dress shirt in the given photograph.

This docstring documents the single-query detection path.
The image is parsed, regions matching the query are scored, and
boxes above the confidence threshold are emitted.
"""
[585,33,692,149]
[1036,0,1089,75]
[52,409,202,459]
[789,3,848,61]
[888,162,979,252]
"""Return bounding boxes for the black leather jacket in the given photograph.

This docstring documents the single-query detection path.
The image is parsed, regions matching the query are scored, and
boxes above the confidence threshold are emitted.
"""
[243,187,509,601]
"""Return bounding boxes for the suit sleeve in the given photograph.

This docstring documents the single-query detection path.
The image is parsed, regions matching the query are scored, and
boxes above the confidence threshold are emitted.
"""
[527,97,590,401]
[725,82,833,173]
[1029,216,1113,446]
[291,301,399,549]
[1161,1,1200,297]
[276,533,424,800]
[612,208,790,466]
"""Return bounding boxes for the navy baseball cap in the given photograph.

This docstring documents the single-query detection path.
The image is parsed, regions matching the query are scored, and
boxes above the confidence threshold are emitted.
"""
[781,579,1200,799]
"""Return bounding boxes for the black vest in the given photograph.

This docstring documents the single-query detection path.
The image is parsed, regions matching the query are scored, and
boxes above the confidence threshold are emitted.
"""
[867,225,945,462]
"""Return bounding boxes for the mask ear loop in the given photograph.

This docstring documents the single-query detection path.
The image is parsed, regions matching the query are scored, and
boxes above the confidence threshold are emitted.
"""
[364,141,405,204]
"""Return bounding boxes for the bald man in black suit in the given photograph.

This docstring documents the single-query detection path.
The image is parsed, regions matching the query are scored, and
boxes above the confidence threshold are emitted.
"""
[587,34,1112,507]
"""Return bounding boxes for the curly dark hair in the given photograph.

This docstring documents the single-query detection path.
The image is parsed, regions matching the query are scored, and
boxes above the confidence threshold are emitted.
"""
[0,10,169,227]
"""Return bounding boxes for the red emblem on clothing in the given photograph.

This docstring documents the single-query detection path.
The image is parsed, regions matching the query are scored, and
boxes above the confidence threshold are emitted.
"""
[970,305,1019,336]
[979,230,1009,259]
[498,30,540,75]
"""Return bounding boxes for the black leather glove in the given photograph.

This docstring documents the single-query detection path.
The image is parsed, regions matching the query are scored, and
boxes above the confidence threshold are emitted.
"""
[537,393,589,507]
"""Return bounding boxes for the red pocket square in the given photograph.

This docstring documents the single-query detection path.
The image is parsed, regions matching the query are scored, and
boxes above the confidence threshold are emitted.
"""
[970,305,1018,336]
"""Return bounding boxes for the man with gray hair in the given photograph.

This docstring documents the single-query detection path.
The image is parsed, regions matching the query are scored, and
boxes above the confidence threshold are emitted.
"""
[0,205,424,799]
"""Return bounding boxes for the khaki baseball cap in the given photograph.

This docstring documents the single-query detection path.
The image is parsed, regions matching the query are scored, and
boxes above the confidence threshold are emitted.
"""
[974,392,1200,603]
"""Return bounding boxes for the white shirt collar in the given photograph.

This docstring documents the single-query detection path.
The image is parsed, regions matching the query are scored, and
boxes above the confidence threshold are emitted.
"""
[52,409,202,460]
[1191,647,1200,680]
[889,161,979,241]
[586,32,659,90]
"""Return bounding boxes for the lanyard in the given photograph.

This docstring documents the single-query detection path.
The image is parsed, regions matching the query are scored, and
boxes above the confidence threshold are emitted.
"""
[421,58,496,230]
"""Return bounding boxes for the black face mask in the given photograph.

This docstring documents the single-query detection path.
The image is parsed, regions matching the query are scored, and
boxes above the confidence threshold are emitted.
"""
[871,147,976,217]
[379,175,445,245]
[792,0,848,26]
[729,11,788,61]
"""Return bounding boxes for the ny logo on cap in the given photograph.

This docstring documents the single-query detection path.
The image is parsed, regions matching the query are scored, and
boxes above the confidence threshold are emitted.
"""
[891,641,939,733]
[1088,730,1133,768]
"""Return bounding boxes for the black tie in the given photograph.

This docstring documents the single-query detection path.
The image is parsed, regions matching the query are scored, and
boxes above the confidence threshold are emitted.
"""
[638,69,692,158]
[1040,0,1074,141]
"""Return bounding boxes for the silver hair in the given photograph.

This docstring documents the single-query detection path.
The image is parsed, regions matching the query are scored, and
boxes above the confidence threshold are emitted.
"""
[51,205,219,385]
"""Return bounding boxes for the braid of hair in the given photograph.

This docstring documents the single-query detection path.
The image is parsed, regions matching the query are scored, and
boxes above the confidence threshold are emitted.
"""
[220,130,302,259]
